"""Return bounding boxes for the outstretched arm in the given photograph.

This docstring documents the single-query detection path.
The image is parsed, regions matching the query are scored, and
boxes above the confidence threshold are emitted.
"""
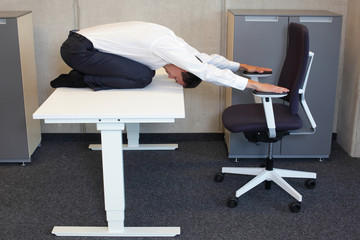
[239,63,288,93]
[246,79,289,93]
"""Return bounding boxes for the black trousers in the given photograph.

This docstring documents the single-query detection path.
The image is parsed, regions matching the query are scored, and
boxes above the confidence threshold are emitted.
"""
[60,31,155,91]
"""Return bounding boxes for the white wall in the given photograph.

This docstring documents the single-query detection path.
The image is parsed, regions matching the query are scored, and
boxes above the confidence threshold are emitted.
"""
[0,0,349,136]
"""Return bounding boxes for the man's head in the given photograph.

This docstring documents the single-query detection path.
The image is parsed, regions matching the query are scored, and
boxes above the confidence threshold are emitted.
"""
[181,72,202,88]
[164,64,202,88]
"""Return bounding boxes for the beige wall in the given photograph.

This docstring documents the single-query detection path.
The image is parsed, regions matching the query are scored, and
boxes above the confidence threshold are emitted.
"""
[337,0,360,157]
[0,1,350,138]
[0,0,225,133]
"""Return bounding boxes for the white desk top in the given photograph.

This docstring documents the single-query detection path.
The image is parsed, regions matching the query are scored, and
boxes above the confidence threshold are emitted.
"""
[33,69,185,124]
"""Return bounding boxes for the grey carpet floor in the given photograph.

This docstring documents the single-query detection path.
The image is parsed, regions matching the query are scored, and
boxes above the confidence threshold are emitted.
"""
[0,134,359,240]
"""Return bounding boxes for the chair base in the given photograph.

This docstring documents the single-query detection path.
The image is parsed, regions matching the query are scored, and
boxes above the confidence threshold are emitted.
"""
[221,166,316,202]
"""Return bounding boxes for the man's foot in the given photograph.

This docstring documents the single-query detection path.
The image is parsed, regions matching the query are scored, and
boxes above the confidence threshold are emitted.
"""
[50,70,88,88]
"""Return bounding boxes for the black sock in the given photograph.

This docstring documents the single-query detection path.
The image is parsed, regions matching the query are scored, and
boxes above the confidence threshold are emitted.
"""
[50,70,88,88]
[50,74,70,88]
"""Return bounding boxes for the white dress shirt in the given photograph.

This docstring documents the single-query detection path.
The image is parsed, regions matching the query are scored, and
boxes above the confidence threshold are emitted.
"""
[78,21,248,90]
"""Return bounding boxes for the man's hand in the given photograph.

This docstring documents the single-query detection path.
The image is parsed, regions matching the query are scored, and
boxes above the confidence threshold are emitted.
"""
[239,63,288,93]
[246,80,289,93]
[239,63,272,73]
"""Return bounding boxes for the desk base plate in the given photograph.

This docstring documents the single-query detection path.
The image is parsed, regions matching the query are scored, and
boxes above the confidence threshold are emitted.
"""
[89,144,178,151]
[52,226,181,237]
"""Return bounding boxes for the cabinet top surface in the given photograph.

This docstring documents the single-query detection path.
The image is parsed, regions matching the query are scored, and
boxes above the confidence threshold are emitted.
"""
[229,9,341,17]
[0,11,31,18]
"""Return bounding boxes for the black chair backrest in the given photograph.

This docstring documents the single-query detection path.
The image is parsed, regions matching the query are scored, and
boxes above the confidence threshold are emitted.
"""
[278,22,309,115]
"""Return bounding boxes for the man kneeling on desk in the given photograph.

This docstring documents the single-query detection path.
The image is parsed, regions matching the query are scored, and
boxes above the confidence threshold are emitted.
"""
[51,21,288,94]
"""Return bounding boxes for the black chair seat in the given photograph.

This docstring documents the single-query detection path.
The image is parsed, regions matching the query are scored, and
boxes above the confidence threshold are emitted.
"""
[222,103,302,133]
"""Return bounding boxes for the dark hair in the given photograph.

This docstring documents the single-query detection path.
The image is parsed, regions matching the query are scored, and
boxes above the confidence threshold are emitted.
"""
[182,72,202,88]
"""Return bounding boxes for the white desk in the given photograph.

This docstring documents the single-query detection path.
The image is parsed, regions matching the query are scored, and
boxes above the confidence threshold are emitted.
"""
[33,69,184,237]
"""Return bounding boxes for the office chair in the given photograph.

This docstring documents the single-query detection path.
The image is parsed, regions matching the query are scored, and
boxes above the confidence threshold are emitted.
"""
[215,22,317,213]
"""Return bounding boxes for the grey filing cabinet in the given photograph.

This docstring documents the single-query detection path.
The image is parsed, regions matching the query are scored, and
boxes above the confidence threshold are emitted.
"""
[0,11,41,163]
[225,9,342,159]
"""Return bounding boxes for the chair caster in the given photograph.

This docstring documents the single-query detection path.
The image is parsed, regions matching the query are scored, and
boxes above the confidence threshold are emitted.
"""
[214,173,224,182]
[227,198,238,208]
[305,179,316,189]
[289,202,301,213]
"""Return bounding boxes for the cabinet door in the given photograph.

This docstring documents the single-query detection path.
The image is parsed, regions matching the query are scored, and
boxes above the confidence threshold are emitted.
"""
[232,15,288,104]
[280,16,342,157]
[0,18,29,159]
[227,15,288,157]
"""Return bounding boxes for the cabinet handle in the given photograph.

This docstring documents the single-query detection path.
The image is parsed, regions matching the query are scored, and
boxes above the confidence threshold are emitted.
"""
[300,16,333,23]
[245,16,278,22]
[0,19,6,24]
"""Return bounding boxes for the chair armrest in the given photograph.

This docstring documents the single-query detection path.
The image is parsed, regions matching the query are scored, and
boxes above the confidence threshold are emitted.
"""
[243,71,272,79]
[252,90,287,139]
[253,90,288,98]
[243,72,273,104]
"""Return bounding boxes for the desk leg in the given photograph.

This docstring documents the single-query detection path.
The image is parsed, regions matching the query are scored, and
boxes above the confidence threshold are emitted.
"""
[99,123,126,231]
[52,122,180,237]
[89,123,178,151]
[126,123,140,148]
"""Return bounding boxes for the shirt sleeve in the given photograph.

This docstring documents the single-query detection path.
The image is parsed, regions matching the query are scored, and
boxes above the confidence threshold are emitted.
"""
[151,36,248,90]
